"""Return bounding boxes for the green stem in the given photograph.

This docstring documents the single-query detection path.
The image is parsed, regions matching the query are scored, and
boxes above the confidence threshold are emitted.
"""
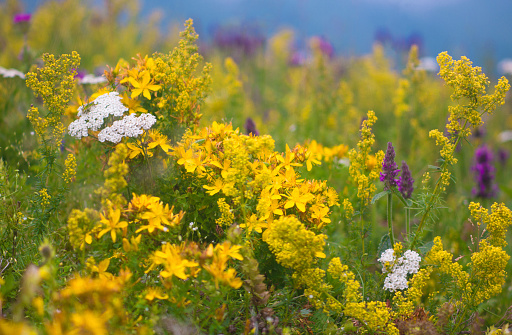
[360,204,365,255]
[410,120,468,250]
[405,207,410,242]
[387,192,394,246]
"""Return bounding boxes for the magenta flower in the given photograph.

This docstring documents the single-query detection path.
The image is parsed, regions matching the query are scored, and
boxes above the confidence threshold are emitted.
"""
[13,13,31,24]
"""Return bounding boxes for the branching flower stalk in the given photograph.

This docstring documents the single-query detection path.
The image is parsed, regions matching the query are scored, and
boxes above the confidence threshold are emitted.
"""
[380,142,400,245]
[25,52,80,236]
[409,52,510,250]
[348,111,384,256]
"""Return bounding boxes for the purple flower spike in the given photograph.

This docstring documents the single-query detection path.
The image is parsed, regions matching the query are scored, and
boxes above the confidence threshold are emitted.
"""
[244,117,259,136]
[398,161,414,199]
[380,142,400,190]
[13,13,31,24]
[472,145,497,199]
[497,148,509,166]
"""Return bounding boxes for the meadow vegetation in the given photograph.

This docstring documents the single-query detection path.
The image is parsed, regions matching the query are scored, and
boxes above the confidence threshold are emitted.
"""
[1,0,512,334]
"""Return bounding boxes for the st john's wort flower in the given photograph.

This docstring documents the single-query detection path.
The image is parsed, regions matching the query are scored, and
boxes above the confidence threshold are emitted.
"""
[380,142,400,190]
[398,161,414,199]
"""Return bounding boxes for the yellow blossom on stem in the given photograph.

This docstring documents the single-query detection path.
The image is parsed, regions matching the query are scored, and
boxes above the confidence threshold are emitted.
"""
[129,71,161,100]
[98,207,128,243]
[283,187,315,212]
[144,287,169,301]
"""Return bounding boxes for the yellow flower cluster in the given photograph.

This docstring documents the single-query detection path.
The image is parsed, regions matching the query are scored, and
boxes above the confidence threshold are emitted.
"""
[25,52,80,149]
[328,257,399,334]
[46,273,133,334]
[95,143,129,207]
[62,153,77,184]
[437,52,510,138]
[302,140,349,165]
[204,241,244,289]
[429,129,457,166]
[153,19,212,128]
[38,188,51,207]
[216,198,234,227]
[104,20,211,131]
[342,198,354,220]
[393,267,433,319]
[426,201,512,309]
[347,110,384,206]
[425,237,469,292]
[172,121,339,231]
[67,208,99,250]
[263,215,326,271]
[147,241,243,290]
[469,201,512,247]
[470,240,509,305]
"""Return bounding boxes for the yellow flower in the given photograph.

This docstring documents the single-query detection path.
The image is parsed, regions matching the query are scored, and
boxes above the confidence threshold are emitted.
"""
[203,178,234,196]
[121,92,148,114]
[126,143,153,160]
[129,193,160,212]
[310,204,331,227]
[144,287,169,301]
[137,202,178,233]
[148,130,172,153]
[175,147,205,174]
[129,71,161,100]
[70,310,108,335]
[215,241,244,262]
[91,258,114,280]
[152,244,199,280]
[240,214,268,234]
[284,187,315,212]
[305,151,321,171]
[122,235,142,252]
[204,258,243,289]
[98,207,128,243]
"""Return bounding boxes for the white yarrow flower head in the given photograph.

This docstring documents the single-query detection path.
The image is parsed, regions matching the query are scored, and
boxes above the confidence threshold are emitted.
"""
[0,66,25,79]
[68,92,157,143]
[378,248,421,292]
[78,74,107,85]
[98,113,156,143]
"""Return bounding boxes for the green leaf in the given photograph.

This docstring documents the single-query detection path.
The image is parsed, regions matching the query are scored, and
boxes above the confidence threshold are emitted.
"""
[371,190,391,204]
[300,309,312,316]
[377,233,392,258]
[419,241,434,256]
[391,188,411,207]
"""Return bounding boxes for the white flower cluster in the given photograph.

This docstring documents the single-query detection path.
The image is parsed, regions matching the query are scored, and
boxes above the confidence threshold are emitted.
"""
[68,92,156,143]
[97,113,156,143]
[68,92,128,139]
[0,66,25,79]
[377,248,421,292]
[77,74,107,85]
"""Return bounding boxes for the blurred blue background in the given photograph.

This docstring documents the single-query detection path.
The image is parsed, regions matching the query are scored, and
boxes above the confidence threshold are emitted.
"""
[24,0,512,72]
